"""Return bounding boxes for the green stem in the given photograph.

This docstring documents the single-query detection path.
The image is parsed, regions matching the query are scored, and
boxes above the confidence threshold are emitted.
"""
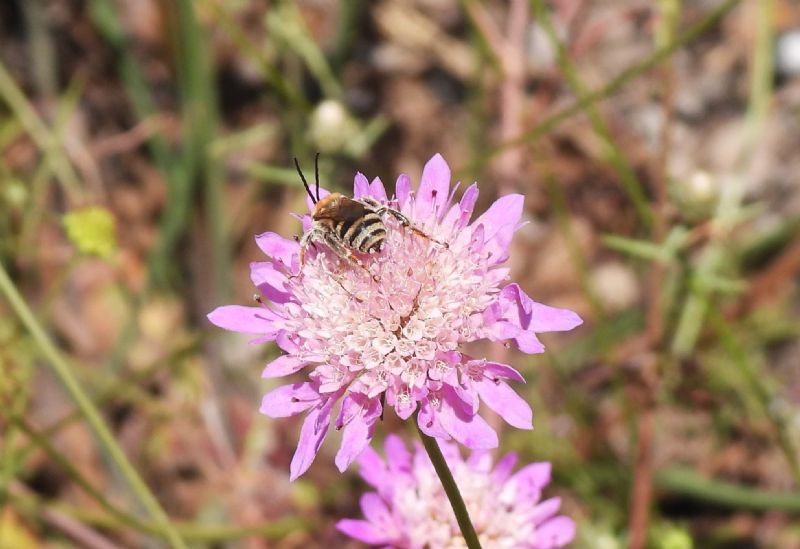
[0,262,187,549]
[655,468,800,513]
[415,420,482,549]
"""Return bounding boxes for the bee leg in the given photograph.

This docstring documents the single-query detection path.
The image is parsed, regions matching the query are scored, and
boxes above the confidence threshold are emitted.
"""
[289,230,316,280]
[321,231,380,283]
[380,206,449,249]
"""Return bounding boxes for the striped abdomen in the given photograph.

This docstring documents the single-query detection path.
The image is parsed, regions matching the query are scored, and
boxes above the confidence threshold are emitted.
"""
[336,212,386,253]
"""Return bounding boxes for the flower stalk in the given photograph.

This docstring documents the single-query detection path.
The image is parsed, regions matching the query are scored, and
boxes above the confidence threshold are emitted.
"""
[415,419,482,549]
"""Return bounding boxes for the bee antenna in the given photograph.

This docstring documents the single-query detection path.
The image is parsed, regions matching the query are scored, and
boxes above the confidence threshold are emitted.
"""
[314,152,321,202]
[294,157,317,204]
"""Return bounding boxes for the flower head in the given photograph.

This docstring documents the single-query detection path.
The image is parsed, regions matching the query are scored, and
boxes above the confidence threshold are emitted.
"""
[208,154,582,479]
[337,434,576,548]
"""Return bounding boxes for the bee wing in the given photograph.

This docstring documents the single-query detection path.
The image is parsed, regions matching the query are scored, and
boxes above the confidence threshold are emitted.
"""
[317,196,370,222]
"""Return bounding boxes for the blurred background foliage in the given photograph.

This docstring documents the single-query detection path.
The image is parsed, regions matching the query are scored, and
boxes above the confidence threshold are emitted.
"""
[1,0,800,547]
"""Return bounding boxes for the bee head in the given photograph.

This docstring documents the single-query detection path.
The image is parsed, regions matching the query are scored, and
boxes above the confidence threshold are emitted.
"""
[312,193,344,219]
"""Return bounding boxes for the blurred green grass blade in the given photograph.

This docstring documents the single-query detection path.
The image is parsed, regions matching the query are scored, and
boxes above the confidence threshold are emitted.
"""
[671,0,775,358]
[344,115,391,157]
[0,60,82,200]
[248,163,304,187]
[209,2,308,109]
[210,123,278,159]
[602,227,690,264]
[88,0,231,293]
[11,416,150,533]
[266,3,343,100]
[531,0,654,229]
[710,310,800,483]
[171,0,230,300]
[463,0,742,178]
[0,263,187,548]
[656,467,800,512]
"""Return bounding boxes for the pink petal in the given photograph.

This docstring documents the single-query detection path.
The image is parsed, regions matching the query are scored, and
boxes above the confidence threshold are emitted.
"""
[477,379,533,429]
[250,262,291,303]
[335,415,375,472]
[289,402,332,481]
[415,153,451,220]
[384,434,413,474]
[207,305,280,335]
[466,448,493,472]
[515,330,547,354]
[357,445,388,488]
[369,177,388,202]
[335,393,363,429]
[259,382,319,417]
[534,516,576,548]
[484,223,516,266]
[484,362,525,383]
[417,400,450,440]
[458,183,479,226]
[335,396,381,472]
[261,355,308,378]
[359,492,393,528]
[492,452,519,482]
[512,462,552,496]
[501,284,583,333]
[255,232,298,267]
[438,389,498,449]
[337,519,393,545]
[530,497,562,525]
[354,172,370,198]
[395,174,411,210]
[472,194,524,238]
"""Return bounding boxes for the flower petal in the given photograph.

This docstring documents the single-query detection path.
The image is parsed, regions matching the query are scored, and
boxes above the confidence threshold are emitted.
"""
[259,382,319,417]
[255,232,298,267]
[395,174,411,210]
[261,355,308,378]
[472,194,524,236]
[289,401,333,480]
[384,434,413,474]
[477,379,533,429]
[354,172,370,198]
[534,516,576,548]
[359,493,394,529]
[529,497,562,525]
[335,396,382,472]
[357,445,388,489]
[438,388,498,449]
[417,399,450,440]
[369,177,388,202]
[501,284,583,333]
[484,362,526,383]
[207,305,280,335]
[415,153,451,221]
[337,519,394,545]
[458,183,479,226]
[512,462,552,497]
[250,261,291,303]
[492,452,519,483]
[335,415,374,472]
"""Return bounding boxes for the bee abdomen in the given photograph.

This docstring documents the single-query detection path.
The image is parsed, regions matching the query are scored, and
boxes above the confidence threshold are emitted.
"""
[339,213,386,253]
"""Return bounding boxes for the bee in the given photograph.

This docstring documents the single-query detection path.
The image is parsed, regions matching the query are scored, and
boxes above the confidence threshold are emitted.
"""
[292,155,447,280]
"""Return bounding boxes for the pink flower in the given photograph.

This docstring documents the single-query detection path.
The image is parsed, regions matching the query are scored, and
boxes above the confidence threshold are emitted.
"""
[337,434,576,548]
[208,154,582,479]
